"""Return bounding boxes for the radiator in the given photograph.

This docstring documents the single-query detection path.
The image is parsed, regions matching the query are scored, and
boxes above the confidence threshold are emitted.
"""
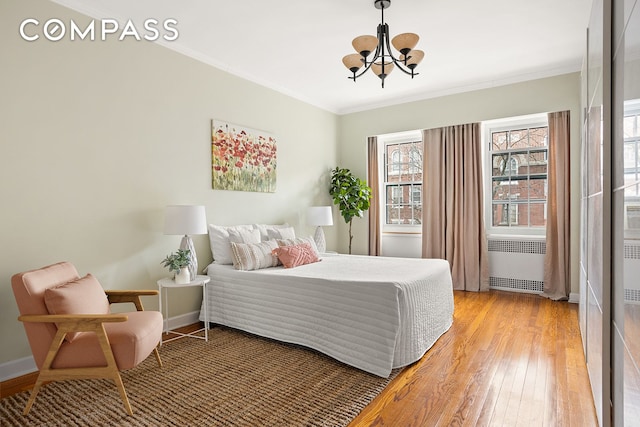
[488,240,640,301]
[624,242,640,303]
[488,238,545,294]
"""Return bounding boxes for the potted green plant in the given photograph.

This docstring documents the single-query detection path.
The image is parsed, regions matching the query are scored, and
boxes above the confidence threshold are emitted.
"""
[329,167,372,254]
[161,249,192,284]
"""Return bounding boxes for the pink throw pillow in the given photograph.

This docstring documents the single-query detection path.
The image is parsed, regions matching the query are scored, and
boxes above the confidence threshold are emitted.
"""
[44,274,110,342]
[272,242,320,269]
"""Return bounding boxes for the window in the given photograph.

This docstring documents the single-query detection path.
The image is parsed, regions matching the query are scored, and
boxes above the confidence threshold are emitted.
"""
[623,104,640,233]
[485,114,548,234]
[382,133,423,227]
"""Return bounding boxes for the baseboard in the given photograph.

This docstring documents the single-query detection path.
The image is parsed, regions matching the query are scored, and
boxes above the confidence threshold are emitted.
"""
[0,310,201,382]
[0,355,36,382]
[569,292,580,304]
[165,310,201,331]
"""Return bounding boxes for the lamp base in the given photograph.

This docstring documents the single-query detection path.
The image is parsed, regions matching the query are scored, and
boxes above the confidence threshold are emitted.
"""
[180,235,197,281]
[313,226,326,254]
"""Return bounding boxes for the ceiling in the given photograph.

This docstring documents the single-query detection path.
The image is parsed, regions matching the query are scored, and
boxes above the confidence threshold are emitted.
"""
[52,0,592,114]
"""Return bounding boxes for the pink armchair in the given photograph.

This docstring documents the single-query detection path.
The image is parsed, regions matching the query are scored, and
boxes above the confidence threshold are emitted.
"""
[11,262,163,415]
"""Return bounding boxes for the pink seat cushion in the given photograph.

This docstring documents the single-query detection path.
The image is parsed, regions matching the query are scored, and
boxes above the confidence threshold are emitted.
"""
[51,310,163,370]
[44,274,110,342]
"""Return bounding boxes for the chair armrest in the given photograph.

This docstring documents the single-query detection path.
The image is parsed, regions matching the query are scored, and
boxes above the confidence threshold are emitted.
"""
[18,314,128,324]
[19,314,128,336]
[105,290,158,311]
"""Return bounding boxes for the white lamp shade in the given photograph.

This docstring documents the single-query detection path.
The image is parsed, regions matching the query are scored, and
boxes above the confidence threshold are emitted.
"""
[164,205,207,235]
[307,206,333,227]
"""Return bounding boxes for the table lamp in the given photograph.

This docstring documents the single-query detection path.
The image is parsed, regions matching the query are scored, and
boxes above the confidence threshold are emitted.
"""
[307,206,333,254]
[164,205,207,281]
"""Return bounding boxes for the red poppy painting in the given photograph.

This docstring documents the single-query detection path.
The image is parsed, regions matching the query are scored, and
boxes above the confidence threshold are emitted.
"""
[211,120,277,192]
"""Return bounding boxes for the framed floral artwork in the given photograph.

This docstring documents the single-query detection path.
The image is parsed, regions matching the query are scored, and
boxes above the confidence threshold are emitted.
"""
[211,120,277,193]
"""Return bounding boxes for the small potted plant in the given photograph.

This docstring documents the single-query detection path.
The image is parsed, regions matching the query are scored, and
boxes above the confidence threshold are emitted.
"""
[161,249,192,284]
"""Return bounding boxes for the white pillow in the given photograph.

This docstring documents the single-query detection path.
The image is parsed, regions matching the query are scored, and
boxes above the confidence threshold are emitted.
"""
[208,224,255,265]
[228,228,261,244]
[254,223,290,241]
[267,226,296,240]
[230,240,280,271]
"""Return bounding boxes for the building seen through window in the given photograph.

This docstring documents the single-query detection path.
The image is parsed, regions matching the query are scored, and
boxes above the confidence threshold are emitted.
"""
[490,124,548,229]
[385,140,423,225]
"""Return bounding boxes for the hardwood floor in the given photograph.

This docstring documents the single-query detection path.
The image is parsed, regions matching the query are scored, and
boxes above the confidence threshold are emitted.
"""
[349,290,598,427]
[2,291,597,426]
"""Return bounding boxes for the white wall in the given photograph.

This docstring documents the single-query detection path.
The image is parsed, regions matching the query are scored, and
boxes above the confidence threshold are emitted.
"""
[380,234,422,258]
[337,73,582,296]
[0,0,338,367]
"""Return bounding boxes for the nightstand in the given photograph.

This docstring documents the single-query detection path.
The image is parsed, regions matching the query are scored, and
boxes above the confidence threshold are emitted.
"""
[157,275,210,343]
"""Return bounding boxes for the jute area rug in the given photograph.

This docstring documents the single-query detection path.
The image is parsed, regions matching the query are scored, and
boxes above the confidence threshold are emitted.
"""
[1,327,400,426]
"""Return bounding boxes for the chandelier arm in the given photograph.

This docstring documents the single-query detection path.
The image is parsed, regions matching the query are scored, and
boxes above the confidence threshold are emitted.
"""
[348,58,376,81]
[383,27,418,77]
[387,56,419,76]
[366,25,384,67]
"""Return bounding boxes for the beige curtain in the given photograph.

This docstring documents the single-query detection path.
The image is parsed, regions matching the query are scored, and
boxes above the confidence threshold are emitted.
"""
[367,136,381,256]
[543,111,571,300]
[422,123,489,291]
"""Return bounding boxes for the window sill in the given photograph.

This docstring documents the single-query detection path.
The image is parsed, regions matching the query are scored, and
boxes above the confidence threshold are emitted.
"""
[486,233,546,241]
[382,231,421,235]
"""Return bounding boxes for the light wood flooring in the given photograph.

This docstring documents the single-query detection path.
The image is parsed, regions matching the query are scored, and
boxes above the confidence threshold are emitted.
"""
[349,290,597,426]
[2,290,597,426]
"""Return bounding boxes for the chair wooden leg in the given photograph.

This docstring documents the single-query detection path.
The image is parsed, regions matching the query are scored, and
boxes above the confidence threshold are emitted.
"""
[23,329,68,415]
[23,377,45,415]
[153,347,163,368]
[112,372,133,416]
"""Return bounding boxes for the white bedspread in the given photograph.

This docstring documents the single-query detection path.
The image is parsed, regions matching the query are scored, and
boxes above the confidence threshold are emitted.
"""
[199,255,454,377]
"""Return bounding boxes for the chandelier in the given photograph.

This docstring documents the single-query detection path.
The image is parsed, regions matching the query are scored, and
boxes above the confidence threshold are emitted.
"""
[342,0,424,88]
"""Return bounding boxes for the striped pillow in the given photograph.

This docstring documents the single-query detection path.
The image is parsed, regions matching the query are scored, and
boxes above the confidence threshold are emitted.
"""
[230,240,280,271]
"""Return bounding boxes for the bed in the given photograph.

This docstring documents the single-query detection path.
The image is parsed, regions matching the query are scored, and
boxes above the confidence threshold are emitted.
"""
[199,254,454,377]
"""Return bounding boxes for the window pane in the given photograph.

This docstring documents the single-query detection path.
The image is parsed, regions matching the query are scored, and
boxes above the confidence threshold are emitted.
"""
[624,142,637,171]
[412,204,422,224]
[387,186,402,204]
[508,130,528,149]
[492,154,509,177]
[624,116,638,139]
[492,180,511,201]
[492,203,514,226]
[528,177,548,200]
[529,202,546,226]
[492,131,508,151]
[386,205,400,224]
[529,126,548,147]
[411,184,422,204]
[527,150,547,175]
[409,149,422,174]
